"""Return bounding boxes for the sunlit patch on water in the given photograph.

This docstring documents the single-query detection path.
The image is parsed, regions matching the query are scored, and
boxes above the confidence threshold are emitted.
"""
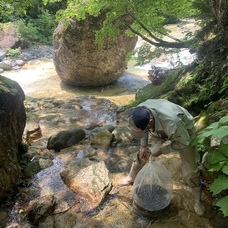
[35,157,65,193]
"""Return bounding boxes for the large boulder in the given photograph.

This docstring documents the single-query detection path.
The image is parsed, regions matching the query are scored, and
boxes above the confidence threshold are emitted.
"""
[0,23,19,60]
[0,75,26,199]
[53,13,137,87]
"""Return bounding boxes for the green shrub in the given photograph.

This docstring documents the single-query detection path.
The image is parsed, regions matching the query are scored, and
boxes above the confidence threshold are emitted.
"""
[16,20,39,47]
[6,48,22,58]
[0,1,29,23]
[16,11,57,46]
[191,115,228,217]
[31,10,57,45]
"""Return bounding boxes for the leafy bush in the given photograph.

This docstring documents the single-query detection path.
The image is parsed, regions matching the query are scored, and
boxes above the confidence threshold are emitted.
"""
[30,10,57,45]
[6,48,22,58]
[191,115,228,217]
[16,20,39,47]
[0,0,32,23]
[16,11,57,47]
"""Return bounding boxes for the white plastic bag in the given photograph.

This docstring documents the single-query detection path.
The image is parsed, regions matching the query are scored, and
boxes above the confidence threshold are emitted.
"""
[132,154,173,211]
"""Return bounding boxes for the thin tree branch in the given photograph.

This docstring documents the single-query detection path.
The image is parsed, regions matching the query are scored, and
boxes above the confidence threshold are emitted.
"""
[126,10,182,43]
[124,22,188,49]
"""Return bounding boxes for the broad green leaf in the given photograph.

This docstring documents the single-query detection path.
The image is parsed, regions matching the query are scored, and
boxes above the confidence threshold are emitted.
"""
[209,151,228,164]
[190,136,204,145]
[219,144,228,157]
[222,165,228,175]
[204,121,219,131]
[209,175,228,195]
[216,195,228,217]
[209,163,223,172]
[214,126,228,139]
[218,116,228,125]
[203,126,228,140]
[191,131,211,145]
[192,117,228,147]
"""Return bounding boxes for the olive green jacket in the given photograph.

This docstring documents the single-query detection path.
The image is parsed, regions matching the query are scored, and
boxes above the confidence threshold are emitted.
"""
[138,99,195,154]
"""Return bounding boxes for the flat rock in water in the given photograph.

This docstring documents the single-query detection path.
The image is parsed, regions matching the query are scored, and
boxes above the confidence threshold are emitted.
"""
[60,161,112,208]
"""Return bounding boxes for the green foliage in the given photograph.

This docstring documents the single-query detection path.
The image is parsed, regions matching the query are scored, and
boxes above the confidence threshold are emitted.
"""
[0,0,61,22]
[192,0,228,36]
[6,48,22,58]
[210,175,228,195]
[133,43,181,66]
[27,0,63,19]
[216,195,228,217]
[45,0,193,47]
[0,22,12,31]
[16,11,57,46]
[191,115,228,217]
[30,10,57,44]
[0,0,32,22]
[187,46,228,112]
[16,20,39,46]
[1,1,58,47]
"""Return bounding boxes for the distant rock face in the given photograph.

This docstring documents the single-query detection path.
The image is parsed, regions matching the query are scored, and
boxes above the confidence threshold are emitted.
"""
[0,75,26,199]
[53,13,137,87]
[0,23,19,60]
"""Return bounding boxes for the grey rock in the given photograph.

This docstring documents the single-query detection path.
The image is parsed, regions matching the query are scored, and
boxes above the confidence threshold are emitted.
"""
[26,195,57,225]
[15,59,25,66]
[91,129,113,148]
[47,128,86,152]
[0,75,26,199]
[0,60,12,70]
[53,13,137,86]
[60,161,112,208]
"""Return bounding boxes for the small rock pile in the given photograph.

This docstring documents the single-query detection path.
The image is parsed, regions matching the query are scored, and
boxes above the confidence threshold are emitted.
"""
[0,45,53,73]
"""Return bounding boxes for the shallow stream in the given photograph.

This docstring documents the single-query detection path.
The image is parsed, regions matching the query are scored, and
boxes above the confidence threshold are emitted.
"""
[2,59,228,228]
[2,59,150,106]
[2,19,227,227]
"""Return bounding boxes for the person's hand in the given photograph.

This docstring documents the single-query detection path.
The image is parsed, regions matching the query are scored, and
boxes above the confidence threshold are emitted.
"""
[139,146,151,162]
[151,149,162,157]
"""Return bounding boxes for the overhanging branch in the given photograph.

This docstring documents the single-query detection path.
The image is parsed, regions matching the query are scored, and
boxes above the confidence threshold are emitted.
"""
[125,10,189,49]
[125,23,188,49]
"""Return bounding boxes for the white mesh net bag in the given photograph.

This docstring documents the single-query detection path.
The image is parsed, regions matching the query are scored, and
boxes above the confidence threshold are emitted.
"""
[132,153,173,212]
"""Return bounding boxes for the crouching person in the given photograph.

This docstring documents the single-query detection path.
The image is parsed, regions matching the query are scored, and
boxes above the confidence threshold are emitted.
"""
[119,99,205,215]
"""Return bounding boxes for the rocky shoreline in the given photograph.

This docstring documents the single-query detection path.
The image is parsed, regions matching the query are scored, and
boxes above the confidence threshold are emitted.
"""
[1,20,227,227]
[1,95,221,228]
[0,45,53,73]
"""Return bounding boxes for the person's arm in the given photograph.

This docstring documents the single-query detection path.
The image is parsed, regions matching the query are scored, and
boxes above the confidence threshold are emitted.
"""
[140,131,163,158]
[138,132,150,161]
[140,132,148,147]
[139,146,151,161]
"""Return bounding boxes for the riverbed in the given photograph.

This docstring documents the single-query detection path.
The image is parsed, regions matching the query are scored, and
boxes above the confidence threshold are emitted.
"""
[2,19,227,228]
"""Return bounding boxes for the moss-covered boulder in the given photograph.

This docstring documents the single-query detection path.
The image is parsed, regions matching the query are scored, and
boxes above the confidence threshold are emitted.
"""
[0,75,26,200]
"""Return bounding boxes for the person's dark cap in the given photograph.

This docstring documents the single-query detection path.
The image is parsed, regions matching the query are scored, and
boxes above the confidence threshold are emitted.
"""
[128,107,150,139]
